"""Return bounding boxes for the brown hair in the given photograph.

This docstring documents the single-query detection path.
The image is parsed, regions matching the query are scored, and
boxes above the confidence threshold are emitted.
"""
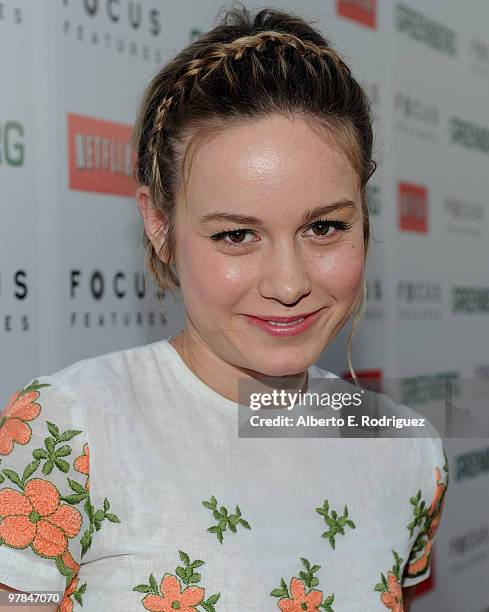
[132,3,377,381]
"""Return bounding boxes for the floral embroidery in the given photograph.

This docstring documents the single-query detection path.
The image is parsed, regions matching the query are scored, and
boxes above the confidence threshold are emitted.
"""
[0,478,82,557]
[271,557,335,611]
[403,452,449,580]
[201,495,251,544]
[58,574,87,612]
[74,443,90,492]
[374,551,404,611]
[315,499,356,550]
[0,380,49,457]
[56,550,86,611]
[0,384,121,609]
[133,550,221,611]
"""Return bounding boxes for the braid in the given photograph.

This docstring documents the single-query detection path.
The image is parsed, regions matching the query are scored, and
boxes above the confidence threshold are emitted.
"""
[146,30,352,206]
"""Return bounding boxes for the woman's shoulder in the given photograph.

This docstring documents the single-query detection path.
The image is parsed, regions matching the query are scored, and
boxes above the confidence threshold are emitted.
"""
[1,340,174,436]
[48,339,163,385]
[33,338,173,400]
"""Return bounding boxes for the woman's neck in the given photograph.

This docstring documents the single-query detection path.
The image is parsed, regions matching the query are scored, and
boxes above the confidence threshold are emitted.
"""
[169,329,309,404]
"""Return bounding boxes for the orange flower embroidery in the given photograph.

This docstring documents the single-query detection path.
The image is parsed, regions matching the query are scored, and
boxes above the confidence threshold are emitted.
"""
[58,576,78,612]
[406,540,432,576]
[380,572,403,612]
[272,558,333,611]
[405,462,448,578]
[142,573,205,611]
[278,577,323,611]
[429,468,445,511]
[0,389,41,455]
[0,478,82,557]
[74,443,90,491]
[375,550,404,609]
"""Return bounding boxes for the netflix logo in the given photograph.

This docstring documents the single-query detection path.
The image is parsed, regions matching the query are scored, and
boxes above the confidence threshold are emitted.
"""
[398,182,428,234]
[337,0,377,29]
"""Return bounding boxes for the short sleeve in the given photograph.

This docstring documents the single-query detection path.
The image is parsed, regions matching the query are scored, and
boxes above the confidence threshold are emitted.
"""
[0,376,91,599]
[401,433,449,587]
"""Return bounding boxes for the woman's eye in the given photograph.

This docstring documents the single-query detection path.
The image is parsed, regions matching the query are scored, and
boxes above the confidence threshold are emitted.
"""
[305,220,352,240]
[310,222,335,237]
[226,230,253,243]
[210,229,258,246]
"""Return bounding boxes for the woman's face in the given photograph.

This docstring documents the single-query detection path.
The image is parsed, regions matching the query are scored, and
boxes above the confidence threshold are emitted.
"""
[172,114,365,376]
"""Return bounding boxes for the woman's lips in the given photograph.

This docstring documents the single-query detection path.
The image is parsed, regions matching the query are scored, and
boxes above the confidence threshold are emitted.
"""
[243,308,324,337]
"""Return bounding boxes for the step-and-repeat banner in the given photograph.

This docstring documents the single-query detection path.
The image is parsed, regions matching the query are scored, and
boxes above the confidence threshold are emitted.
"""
[1,1,488,610]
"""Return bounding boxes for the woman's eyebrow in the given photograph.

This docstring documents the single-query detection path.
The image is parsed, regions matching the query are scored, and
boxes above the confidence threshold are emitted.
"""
[200,199,356,226]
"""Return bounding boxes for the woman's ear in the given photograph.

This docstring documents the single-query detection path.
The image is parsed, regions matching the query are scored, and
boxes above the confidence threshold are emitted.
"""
[136,185,170,263]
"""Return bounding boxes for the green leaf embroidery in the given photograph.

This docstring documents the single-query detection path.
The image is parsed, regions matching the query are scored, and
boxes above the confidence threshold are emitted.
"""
[403,462,449,580]
[46,421,60,439]
[316,500,356,549]
[22,460,41,484]
[202,495,251,544]
[2,469,23,489]
[80,496,120,558]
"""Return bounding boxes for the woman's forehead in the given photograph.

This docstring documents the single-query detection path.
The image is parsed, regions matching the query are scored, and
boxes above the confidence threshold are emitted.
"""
[178,116,360,215]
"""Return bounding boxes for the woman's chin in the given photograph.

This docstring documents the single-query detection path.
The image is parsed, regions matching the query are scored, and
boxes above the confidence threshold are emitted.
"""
[246,355,313,379]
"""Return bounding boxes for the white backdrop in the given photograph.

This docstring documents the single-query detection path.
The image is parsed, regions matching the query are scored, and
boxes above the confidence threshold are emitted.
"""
[1,1,488,610]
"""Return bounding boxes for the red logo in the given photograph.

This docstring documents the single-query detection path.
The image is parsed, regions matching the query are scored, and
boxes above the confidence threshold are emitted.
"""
[398,182,428,233]
[342,368,383,393]
[337,0,377,29]
[68,113,136,196]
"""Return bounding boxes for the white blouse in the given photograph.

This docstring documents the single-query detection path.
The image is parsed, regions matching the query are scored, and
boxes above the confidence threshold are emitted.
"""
[0,338,448,611]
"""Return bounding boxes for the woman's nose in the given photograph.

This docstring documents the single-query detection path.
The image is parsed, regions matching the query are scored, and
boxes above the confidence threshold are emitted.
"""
[257,240,312,305]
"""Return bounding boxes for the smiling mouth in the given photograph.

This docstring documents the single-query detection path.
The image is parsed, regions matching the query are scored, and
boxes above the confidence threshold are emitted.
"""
[250,308,323,324]
[266,318,305,327]
[242,308,325,337]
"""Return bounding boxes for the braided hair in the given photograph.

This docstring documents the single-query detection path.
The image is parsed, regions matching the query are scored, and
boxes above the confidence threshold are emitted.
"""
[132,4,377,381]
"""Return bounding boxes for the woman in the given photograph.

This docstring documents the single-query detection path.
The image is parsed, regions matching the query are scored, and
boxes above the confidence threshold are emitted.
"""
[0,5,448,611]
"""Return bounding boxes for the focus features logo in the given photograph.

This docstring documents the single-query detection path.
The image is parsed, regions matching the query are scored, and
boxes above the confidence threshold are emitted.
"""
[397,280,442,321]
[394,92,440,143]
[443,196,484,238]
[62,0,163,63]
[69,269,166,330]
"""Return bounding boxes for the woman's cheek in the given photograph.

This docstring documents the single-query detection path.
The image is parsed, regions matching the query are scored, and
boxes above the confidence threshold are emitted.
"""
[178,241,256,303]
[221,258,251,284]
[311,242,364,298]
